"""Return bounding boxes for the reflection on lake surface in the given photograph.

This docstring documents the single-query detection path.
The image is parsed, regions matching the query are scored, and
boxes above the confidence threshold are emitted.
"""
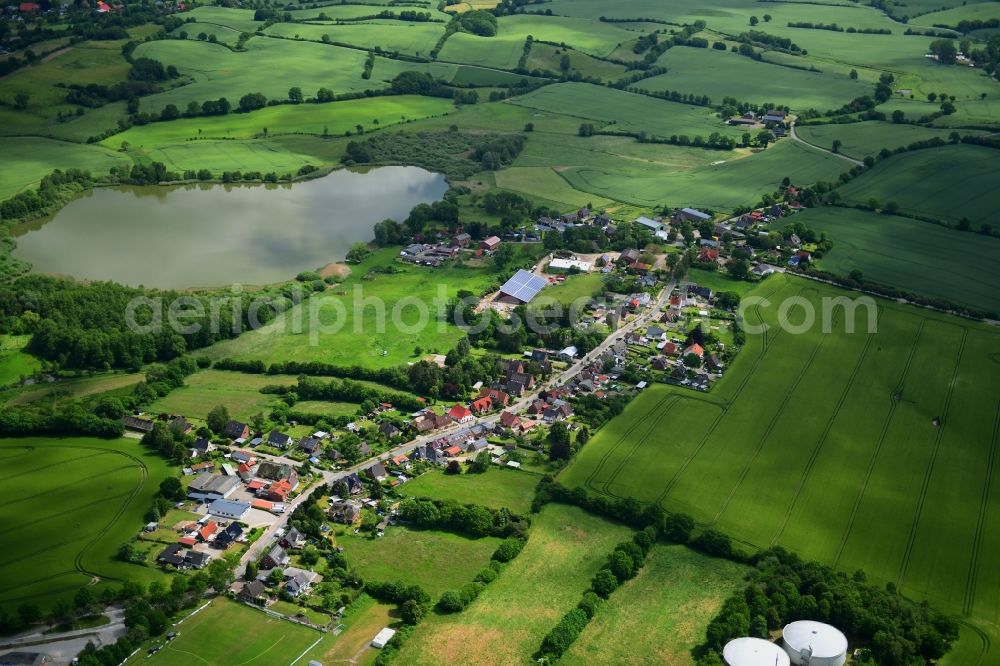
[12,166,447,288]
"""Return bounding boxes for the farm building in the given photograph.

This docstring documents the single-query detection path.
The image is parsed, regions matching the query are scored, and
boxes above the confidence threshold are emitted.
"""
[207,499,251,520]
[635,216,664,233]
[549,257,592,272]
[782,621,847,666]
[498,269,548,304]
[723,637,791,666]
[675,207,712,223]
[372,627,397,649]
[188,473,240,502]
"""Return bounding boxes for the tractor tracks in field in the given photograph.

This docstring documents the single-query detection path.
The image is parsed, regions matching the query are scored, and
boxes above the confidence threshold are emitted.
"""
[962,398,1000,616]
[834,319,926,568]
[769,322,879,547]
[712,312,835,524]
[898,327,967,585]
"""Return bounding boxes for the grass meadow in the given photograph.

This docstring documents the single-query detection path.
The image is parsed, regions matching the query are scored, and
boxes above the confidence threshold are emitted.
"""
[796,121,989,160]
[642,46,870,111]
[0,437,172,614]
[836,144,1000,226]
[196,248,508,368]
[562,545,748,665]
[0,137,129,200]
[395,503,633,665]
[5,372,144,407]
[560,273,1000,655]
[264,21,445,58]
[0,334,42,387]
[795,206,1000,314]
[335,526,501,598]
[141,597,322,665]
[398,468,541,513]
[148,369,301,422]
[107,96,454,146]
[299,594,397,666]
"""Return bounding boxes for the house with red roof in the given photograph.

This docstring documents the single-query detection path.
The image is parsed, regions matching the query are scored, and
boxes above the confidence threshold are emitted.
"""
[198,521,218,542]
[96,0,111,11]
[478,387,510,407]
[683,343,705,358]
[471,396,493,415]
[444,445,463,457]
[246,479,266,492]
[448,404,473,424]
[698,248,720,263]
[178,536,197,547]
[261,479,292,502]
[499,411,522,430]
[19,2,40,12]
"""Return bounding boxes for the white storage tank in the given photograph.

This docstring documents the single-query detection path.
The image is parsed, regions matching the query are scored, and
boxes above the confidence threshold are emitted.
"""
[782,620,848,666]
[723,637,791,666]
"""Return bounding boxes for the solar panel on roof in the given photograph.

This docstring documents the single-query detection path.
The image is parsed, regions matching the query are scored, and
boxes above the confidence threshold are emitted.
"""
[500,269,547,303]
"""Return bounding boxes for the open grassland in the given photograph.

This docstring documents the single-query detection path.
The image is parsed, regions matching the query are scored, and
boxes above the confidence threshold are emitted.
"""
[107,96,454,146]
[438,31,527,70]
[138,138,321,174]
[525,42,629,81]
[133,39,373,114]
[6,372,144,407]
[0,137,129,200]
[910,2,1000,27]
[395,503,633,665]
[265,21,445,58]
[560,273,1000,657]
[335,526,501,598]
[180,6,262,33]
[796,121,989,160]
[399,468,541,513]
[293,400,359,418]
[299,595,396,666]
[562,138,847,209]
[836,144,1000,226]
[562,545,748,666]
[140,597,322,665]
[642,46,870,111]
[794,207,1000,314]
[0,437,172,613]
[509,82,742,139]
[148,369,300,422]
[686,267,759,297]
[197,248,505,368]
[0,335,42,387]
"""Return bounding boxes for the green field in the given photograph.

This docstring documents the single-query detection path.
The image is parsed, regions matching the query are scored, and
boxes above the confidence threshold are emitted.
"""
[562,545,748,665]
[796,121,989,160]
[560,273,1000,655]
[6,372,145,407]
[335,526,501,598]
[561,138,848,209]
[133,39,375,114]
[836,144,1000,226]
[0,334,42,387]
[265,21,445,58]
[299,594,396,666]
[509,83,742,140]
[395,503,632,665]
[0,136,129,199]
[108,96,454,147]
[794,206,1000,314]
[197,248,506,368]
[0,437,172,613]
[140,597,322,665]
[148,369,300,422]
[641,46,870,112]
[399,468,541,513]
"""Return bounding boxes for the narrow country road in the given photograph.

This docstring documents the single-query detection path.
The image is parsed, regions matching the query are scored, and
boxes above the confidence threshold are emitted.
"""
[235,277,678,577]
[789,123,865,167]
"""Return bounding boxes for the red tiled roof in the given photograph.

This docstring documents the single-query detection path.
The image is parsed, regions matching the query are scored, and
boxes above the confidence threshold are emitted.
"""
[199,522,218,540]
[448,404,472,420]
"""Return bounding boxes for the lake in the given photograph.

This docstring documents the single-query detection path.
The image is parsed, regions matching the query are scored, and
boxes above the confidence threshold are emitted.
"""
[11,166,446,288]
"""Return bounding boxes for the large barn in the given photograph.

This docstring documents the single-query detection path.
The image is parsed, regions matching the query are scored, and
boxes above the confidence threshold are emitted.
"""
[498,269,547,305]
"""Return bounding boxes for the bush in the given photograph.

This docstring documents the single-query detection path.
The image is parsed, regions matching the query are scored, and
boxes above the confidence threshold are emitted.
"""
[492,537,527,562]
[592,568,619,598]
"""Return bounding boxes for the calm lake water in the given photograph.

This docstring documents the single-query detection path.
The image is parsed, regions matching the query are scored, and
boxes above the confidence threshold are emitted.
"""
[12,166,446,288]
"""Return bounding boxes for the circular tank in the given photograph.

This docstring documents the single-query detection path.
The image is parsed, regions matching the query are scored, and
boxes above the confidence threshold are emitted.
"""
[723,637,791,666]
[781,620,848,666]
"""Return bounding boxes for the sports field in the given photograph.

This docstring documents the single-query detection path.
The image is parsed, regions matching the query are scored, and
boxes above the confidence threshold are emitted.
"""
[836,144,1000,226]
[562,545,748,665]
[560,273,1000,656]
[141,597,322,665]
[395,503,632,664]
[399,468,541,513]
[795,206,1000,314]
[0,437,172,613]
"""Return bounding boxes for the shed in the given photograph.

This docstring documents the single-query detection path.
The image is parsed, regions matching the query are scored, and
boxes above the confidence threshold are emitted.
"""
[371,627,397,649]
